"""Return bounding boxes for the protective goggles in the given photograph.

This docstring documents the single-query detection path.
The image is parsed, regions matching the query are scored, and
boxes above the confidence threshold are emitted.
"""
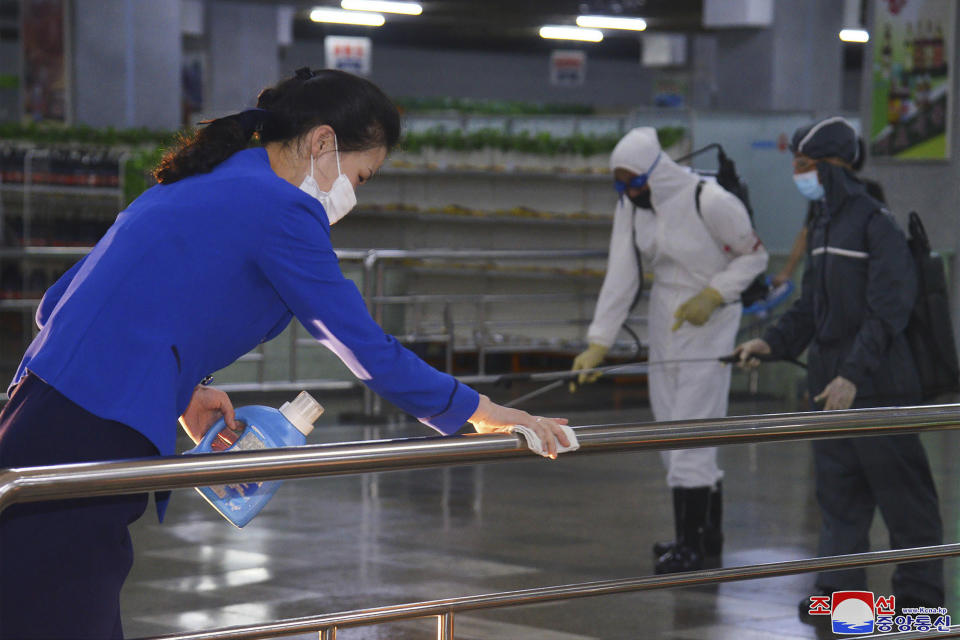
[613,152,661,195]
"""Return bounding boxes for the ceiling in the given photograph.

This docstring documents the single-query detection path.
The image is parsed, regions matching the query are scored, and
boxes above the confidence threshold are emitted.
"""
[292,0,705,58]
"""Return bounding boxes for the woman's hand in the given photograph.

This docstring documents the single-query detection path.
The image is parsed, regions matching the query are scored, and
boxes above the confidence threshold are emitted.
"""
[814,376,857,411]
[179,385,237,445]
[468,395,570,459]
[771,271,791,287]
[734,338,771,370]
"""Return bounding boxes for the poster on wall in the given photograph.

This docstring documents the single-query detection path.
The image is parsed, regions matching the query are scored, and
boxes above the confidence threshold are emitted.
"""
[653,72,690,108]
[324,36,372,76]
[870,0,954,159]
[21,0,69,123]
[550,50,586,87]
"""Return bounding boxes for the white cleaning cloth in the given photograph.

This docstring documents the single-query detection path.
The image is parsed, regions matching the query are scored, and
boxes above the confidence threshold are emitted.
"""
[511,424,580,457]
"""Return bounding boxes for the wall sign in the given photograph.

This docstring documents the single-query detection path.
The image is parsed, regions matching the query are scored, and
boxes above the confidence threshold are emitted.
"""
[324,36,372,76]
[550,50,586,87]
[870,0,954,159]
[22,0,70,123]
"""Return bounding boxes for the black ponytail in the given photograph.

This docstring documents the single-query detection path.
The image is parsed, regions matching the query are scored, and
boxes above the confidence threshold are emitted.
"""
[154,68,400,184]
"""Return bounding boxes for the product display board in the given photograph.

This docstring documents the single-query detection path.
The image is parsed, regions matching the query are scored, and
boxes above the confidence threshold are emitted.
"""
[871,0,954,159]
[21,0,69,123]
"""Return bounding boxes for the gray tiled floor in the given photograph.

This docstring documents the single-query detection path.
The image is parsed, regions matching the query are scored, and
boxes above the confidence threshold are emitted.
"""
[119,398,960,639]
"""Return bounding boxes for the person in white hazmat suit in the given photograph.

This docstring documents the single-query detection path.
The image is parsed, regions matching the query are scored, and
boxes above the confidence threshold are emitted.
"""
[571,127,768,573]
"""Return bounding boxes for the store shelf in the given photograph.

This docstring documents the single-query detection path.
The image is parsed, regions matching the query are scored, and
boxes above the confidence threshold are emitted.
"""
[0,247,90,259]
[380,166,610,181]
[0,184,122,198]
[401,262,605,281]
[0,299,39,309]
[353,207,611,227]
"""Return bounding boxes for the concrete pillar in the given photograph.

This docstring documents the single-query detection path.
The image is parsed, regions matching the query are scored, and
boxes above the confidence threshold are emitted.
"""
[72,0,181,129]
[206,0,279,116]
[708,0,844,111]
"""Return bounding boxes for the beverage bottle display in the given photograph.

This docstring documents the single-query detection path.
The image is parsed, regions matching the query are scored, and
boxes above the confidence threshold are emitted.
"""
[187,391,324,527]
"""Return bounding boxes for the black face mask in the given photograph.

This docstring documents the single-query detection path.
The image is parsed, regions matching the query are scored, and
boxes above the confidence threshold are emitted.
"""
[628,191,652,209]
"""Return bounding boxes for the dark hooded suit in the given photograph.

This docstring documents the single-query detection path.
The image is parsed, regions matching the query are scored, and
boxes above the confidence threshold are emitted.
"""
[763,118,943,605]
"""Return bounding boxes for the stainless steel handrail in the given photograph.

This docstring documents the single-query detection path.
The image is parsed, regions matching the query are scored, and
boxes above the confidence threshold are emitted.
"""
[6,404,960,640]
[134,543,960,640]
[4,404,960,514]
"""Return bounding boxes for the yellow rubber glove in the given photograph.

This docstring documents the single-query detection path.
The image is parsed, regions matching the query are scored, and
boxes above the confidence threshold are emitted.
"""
[672,286,725,331]
[569,343,609,391]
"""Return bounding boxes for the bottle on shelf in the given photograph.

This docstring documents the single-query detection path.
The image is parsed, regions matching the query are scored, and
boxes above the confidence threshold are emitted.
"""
[0,263,22,299]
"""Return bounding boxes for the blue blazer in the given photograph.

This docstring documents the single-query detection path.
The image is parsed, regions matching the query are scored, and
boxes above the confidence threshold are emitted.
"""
[12,148,479,456]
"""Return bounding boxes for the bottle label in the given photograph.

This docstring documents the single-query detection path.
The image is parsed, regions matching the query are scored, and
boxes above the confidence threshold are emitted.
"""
[208,427,268,500]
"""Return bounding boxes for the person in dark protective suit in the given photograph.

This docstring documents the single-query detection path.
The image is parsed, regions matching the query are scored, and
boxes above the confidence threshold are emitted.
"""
[735,116,944,621]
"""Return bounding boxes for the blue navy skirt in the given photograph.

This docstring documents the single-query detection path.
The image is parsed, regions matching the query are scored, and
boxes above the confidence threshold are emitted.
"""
[0,373,158,640]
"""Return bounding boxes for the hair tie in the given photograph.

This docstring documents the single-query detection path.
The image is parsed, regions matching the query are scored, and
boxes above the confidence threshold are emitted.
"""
[198,108,270,139]
[295,67,315,81]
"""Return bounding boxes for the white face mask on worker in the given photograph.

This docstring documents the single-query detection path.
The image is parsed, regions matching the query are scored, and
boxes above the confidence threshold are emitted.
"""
[298,136,357,225]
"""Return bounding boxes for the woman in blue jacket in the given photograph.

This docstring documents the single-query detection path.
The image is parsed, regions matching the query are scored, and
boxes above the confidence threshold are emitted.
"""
[0,67,570,640]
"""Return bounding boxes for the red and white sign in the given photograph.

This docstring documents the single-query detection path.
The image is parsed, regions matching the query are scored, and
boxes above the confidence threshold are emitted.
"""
[324,36,372,76]
[550,50,586,87]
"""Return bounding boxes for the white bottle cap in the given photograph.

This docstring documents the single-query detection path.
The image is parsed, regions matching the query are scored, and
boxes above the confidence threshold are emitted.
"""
[279,391,324,436]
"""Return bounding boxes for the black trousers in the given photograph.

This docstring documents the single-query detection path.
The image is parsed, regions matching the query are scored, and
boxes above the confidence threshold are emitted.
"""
[0,373,158,640]
[812,434,944,604]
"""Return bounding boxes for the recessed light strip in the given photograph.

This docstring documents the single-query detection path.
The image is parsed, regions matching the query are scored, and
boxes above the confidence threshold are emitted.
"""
[341,0,422,16]
[539,25,603,42]
[839,28,869,43]
[576,15,647,31]
[309,7,386,26]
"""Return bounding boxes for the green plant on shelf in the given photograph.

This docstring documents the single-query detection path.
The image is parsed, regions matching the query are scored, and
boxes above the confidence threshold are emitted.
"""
[124,147,167,205]
[394,96,594,116]
[397,127,686,157]
[2,123,690,201]
[0,122,179,147]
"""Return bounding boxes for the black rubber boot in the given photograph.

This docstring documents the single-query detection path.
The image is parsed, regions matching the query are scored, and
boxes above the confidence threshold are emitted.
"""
[654,487,710,574]
[704,482,723,555]
[652,488,684,557]
[653,484,723,558]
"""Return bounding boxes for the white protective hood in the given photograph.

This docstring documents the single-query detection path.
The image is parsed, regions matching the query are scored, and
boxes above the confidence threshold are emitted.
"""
[609,127,699,211]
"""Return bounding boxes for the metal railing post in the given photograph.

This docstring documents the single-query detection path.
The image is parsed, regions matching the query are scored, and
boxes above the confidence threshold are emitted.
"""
[362,250,378,416]
[319,627,336,639]
[256,343,265,385]
[437,612,454,640]
[288,322,298,382]
[475,300,486,377]
[443,302,454,374]
[23,148,34,248]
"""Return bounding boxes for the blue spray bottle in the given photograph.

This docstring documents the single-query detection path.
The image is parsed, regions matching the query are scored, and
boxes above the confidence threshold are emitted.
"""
[187,391,324,527]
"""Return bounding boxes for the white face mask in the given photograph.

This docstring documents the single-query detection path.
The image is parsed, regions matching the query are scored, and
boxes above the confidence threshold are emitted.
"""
[298,135,357,225]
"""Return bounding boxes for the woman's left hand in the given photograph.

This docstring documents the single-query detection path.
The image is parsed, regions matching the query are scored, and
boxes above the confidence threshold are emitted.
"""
[179,385,237,444]
[468,395,570,459]
[814,376,857,411]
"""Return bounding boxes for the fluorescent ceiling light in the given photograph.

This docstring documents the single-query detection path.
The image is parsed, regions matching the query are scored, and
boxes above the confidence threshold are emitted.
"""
[839,28,869,43]
[539,25,603,42]
[309,7,385,26]
[576,15,647,31]
[341,0,422,15]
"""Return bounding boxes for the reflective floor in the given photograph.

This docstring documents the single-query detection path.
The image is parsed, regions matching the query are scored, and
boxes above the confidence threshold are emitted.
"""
[121,396,960,639]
